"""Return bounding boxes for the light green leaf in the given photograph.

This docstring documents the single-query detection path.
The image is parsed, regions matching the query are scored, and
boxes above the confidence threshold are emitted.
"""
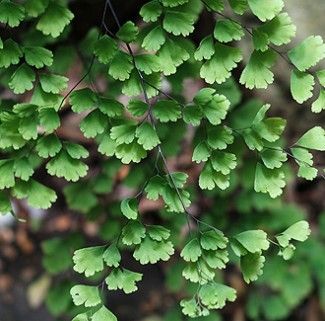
[288,35,325,71]
[247,0,283,22]
[200,44,242,84]
[73,246,104,277]
[105,268,142,294]
[133,237,174,264]
[121,198,138,220]
[296,126,325,151]
[312,89,325,113]
[240,253,265,283]
[36,134,62,158]
[115,142,147,164]
[254,163,285,198]
[80,110,107,138]
[201,230,228,250]
[180,238,202,262]
[108,51,133,81]
[91,306,117,321]
[136,122,160,150]
[103,244,121,268]
[46,150,88,182]
[0,160,15,190]
[70,88,97,113]
[234,230,269,254]
[214,19,244,43]
[40,74,68,94]
[70,285,101,307]
[153,100,182,122]
[290,70,314,104]
[142,26,166,51]
[122,221,146,246]
[240,49,276,89]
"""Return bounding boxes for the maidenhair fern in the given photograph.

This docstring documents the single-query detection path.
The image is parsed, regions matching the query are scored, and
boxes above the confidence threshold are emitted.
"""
[0,0,324,320]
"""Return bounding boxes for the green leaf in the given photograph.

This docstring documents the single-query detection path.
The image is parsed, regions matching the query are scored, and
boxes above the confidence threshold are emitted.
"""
[142,26,166,51]
[19,115,38,140]
[145,175,165,200]
[0,193,12,214]
[199,283,236,309]
[73,246,104,277]
[207,126,234,150]
[91,306,117,321]
[214,19,244,43]
[37,2,74,38]
[247,0,283,22]
[240,49,276,89]
[210,151,237,175]
[0,160,15,190]
[183,103,203,126]
[181,238,202,262]
[163,11,195,36]
[106,268,142,294]
[202,94,230,125]
[0,39,22,68]
[290,70,314,104]
[135,122,160,150]
[260,148,287,169]
[122,221,146,245]
[229,0,248,14]
[254,163,285,198]
[117,21,139,43]
[162,0,189,7]
[153,100,182,122]
[201,230,228,250]
[257,13,296,46]
[296,126,325,151]
[115,141,147,164]
[13,180,57,209]
[200,44,242,84]
[40,74,68,94]
[110,124,136,145]
[127,100,148,117]
[72,313,88,321]
[252,29,269,52]
[80,110,107,138]
[288,35,325,71]
[134,54,161,75]
[180,298,198,317]
[291,147,317,180]
[98,97,124,117]
[147,225,170,241]
[94,35,117,64]
[70,285,101,307]
[36,134,62,158]
[204,0,224,12]
[192,142,211,163]
[240,253,265,283]
[312,89,325,113]
[199,162,230,190]
[9,64,35,94]
[140,1,163,22]
[103,244,121,268]
[0,0,25,27]
[70,88,97,113]
[24,0,49,18]
[65,143,89,159]
[194,36,215,61]
[46,150,88,182]
[98,135,117,157]
[23,46,53,68]
[276,220,311,247]
[39,107,60,132]
[121,198,138,220]
[133,237,174,264]
[14,158,34,181]
[158,39,190,75]
[108,51,133,81]
[234,230,269,254]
